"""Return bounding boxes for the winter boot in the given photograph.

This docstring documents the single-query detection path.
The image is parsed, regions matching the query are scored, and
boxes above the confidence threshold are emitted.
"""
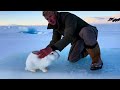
[86,43,103,70]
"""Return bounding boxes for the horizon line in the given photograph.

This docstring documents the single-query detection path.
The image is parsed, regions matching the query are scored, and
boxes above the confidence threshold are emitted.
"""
[0,24,48,26]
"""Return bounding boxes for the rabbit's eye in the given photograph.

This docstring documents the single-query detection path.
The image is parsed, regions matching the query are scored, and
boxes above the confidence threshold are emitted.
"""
[51,53,54,54]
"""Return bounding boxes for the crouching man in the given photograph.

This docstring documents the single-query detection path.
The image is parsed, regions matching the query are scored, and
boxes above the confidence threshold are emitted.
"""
[37,11,103,70]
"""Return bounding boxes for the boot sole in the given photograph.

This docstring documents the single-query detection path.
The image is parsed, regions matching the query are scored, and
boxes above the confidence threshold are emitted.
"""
[90,63,103,70]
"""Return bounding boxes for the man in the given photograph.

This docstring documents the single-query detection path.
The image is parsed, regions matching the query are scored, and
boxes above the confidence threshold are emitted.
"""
[37,11,103,70]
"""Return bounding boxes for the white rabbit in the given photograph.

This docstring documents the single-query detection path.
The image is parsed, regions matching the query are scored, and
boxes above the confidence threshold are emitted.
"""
[25,50,60,73]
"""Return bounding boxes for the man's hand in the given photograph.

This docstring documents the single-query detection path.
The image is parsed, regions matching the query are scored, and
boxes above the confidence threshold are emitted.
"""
[37,47,53,59]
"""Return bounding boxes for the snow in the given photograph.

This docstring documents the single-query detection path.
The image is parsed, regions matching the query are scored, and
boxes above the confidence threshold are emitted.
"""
[0,24,120,79]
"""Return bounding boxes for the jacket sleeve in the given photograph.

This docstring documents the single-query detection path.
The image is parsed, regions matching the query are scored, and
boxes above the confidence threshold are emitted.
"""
[47,29,61,48]
[54,14,78,51]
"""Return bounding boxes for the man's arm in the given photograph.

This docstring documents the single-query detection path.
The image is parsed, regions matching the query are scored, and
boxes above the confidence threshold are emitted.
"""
[46,29,61,49]
[53,14,78,51]
[37,30,61,58]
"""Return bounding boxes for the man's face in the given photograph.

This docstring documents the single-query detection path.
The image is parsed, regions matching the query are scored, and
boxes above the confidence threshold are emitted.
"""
[44,12,57,25]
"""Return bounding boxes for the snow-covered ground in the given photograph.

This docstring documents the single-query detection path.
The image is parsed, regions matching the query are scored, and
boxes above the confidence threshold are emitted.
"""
[0,24,120,79]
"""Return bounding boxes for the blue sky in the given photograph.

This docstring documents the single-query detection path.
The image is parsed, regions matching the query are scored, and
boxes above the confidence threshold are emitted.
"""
[0,11,120,25]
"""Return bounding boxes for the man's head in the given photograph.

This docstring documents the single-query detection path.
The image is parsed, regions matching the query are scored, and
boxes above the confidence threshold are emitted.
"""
[42,11,57,25]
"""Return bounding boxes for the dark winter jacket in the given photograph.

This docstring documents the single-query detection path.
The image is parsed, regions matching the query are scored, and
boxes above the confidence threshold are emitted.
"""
[47,12,92,51]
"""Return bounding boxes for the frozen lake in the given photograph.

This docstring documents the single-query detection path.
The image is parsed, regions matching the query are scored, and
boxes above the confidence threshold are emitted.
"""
[0,24,120,79]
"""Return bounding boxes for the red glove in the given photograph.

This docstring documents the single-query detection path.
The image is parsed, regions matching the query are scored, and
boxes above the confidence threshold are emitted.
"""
[37,47,53,59]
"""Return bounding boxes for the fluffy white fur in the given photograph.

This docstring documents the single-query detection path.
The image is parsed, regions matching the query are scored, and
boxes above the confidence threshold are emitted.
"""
[25,51,60,73]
